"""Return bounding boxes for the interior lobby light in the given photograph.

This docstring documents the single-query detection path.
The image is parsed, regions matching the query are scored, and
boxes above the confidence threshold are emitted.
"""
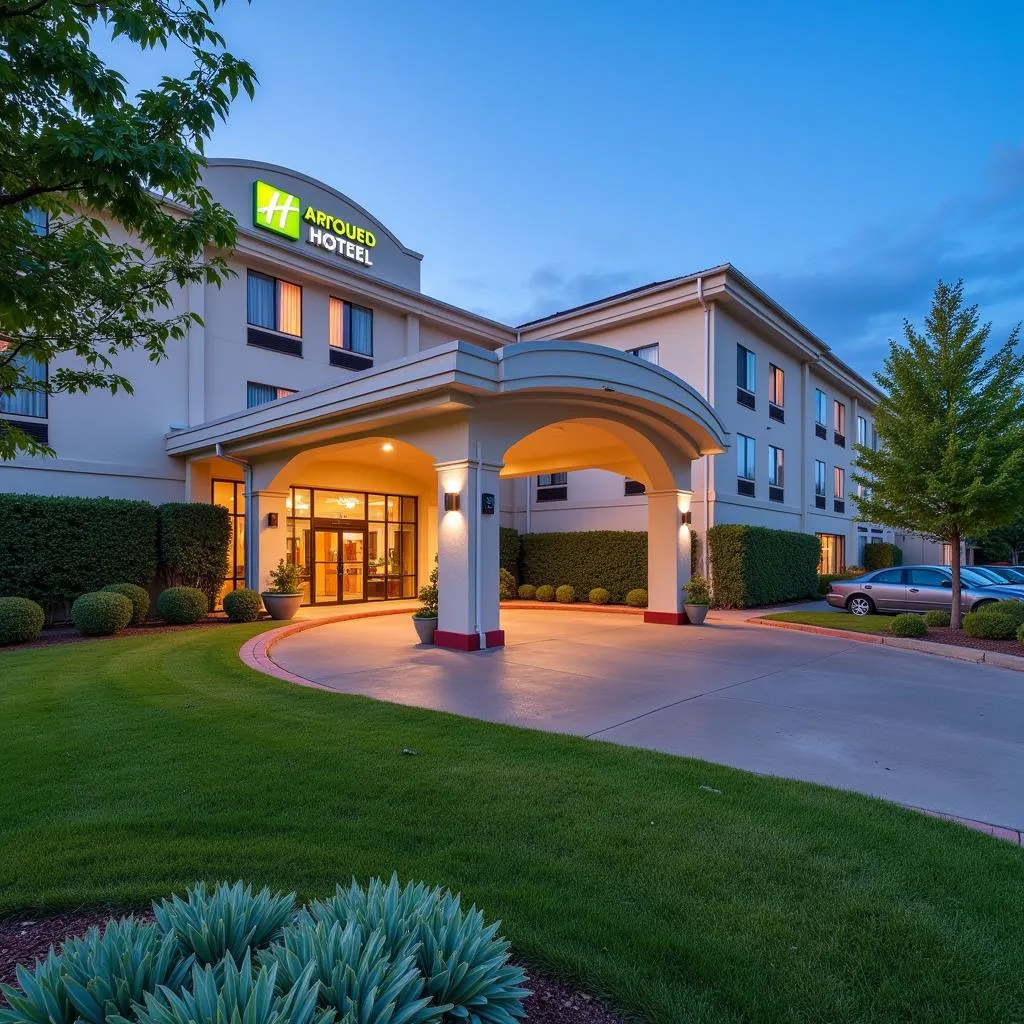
[444,491,461,512]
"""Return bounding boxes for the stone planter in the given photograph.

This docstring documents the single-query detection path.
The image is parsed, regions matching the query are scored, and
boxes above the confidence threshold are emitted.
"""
[684,603,709,625]
[261,592,303,621]
[413,615,437,644]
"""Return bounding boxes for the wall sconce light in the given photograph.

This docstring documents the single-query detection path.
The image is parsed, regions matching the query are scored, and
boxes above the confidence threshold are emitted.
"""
[381,442,394,453]
[680,511,692,525]
[267,512,279,528]
[444,491,461,512]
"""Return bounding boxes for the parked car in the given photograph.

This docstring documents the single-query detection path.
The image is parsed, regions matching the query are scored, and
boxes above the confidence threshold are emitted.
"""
[973,565,1024,585]
[825,564,1024,616]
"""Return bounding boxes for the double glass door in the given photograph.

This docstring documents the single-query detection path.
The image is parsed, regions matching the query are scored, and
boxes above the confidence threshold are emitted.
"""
[313,529,364,603]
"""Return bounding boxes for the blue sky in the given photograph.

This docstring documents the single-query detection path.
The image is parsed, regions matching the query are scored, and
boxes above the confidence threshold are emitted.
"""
[103,0,1023,376]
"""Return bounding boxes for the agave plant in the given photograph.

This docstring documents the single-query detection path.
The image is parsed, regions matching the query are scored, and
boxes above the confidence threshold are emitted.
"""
[120,953,333,1024]
[414,894,529,1024]
[153,881,296,965]
[260,919,446,1024]
[0,948,73,1024]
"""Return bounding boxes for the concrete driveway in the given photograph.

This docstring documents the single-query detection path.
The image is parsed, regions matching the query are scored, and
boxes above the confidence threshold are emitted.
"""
[270,609,1024,831]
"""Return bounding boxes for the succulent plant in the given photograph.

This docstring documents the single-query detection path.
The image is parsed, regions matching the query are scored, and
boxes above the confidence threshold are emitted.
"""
[0,948,74,1024]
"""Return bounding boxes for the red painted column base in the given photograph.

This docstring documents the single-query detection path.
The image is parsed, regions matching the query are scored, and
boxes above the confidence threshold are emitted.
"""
[434,629,506,650]
[644,611,688,625]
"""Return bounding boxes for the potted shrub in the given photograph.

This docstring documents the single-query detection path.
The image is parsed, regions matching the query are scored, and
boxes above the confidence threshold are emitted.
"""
[413,561,438,644]
[683,574,710,625]
[261,559,303,621]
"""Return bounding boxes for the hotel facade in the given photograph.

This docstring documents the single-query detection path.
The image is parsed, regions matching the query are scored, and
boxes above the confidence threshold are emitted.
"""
[1,160,938,646]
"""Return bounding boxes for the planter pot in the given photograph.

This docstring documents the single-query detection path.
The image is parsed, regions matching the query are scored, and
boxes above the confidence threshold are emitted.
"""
[413,615,437,644]
[261,592,303,621]
[684,603,709,625]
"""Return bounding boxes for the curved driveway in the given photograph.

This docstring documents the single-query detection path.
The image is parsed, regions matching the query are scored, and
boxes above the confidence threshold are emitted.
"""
[270,609,1024,832]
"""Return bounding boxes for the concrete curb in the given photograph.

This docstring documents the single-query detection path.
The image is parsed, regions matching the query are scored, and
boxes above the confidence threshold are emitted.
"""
[755,617,1024,670]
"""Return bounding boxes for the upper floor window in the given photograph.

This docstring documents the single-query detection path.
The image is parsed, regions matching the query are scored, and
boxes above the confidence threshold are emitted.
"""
[815,389,827,425]
[737,345,756,394]
[834,465,845,497]
[24,208,48,236]
[536,472,567,503]
[768,364,784,406]
[737,434,756,480]
[628,343,659,365]
[247,270,302,337]
[768,445,784,487]
[871,424,879,450]
[329,297,373,356]
[857,415,868,447]
[814,459,827,496]
[247,381,296,409]
[833,400,846,445]
[0,340,46,419]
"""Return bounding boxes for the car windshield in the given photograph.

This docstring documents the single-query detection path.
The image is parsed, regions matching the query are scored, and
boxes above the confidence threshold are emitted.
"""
[991,566,1024,582]
[969,566,1005,584]
[961,567,997,587]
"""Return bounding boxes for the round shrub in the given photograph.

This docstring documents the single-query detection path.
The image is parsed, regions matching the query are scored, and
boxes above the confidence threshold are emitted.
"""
[222,588,262,623]
[1018,623,1024,646]
[923,609,951,628]
[555,584,575,604]
[963,610,1018,641]
[499,568,518,601]
[0,596,45,645]
[71,591,133,636]
[517,584,536,600]
[625,588,648,608]
[156,586,208,625]
[535,585,555,602]
[890,613,927,638]
[986,600,1024,627]
[589,587,610,605]
[102,582,150,625]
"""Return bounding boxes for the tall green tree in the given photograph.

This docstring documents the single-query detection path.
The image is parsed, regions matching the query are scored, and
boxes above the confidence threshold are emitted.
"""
[974,513,1024,566]
[853,280,1024,626]
[0,0,255,460]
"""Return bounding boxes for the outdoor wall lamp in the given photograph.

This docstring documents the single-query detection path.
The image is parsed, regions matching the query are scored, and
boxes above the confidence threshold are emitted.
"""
[444,491,461,512]
[680,511,692,525]
[267,512,279,528]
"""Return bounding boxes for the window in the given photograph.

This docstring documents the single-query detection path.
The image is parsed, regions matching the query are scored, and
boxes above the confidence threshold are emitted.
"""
[815,389,827,425]
[628,344,659,364]
[212,479,246,607]
[247,270,302,336]
[768,364,784,406]
[871,425,878,451]
[871,568,903,585]
[857,415,868,447]
[736,345,756,407]
[816,533,846,575]
[536,472,567,502]
[768,445,784,502]
[329,297,373,357]
[833,399,846,446]
[737,434,756,494]
[833,466,846,513]
[907,567,948,587]
[624,479,646,496]
[24,208,48,236]
[247,381,296,408]
[814,459,826,508]
[0,340,47,419]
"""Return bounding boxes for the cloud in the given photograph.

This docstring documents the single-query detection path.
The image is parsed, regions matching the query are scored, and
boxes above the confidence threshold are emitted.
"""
[509,266,646,325]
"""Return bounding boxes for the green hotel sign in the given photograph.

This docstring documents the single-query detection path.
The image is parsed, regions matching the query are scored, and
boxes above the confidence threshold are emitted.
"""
[252,179,376,268]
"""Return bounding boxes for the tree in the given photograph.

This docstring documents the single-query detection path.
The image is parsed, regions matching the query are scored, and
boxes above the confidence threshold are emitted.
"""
[974,514,1024,566]
[853,280,1024,627]
[0,0,256,460]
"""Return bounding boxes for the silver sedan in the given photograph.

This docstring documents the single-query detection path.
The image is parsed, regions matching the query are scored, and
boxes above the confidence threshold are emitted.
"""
[825,564,1024,616]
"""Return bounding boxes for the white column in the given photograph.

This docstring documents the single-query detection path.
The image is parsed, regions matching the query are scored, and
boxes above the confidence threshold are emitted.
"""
[434,458,503,649]
[248,489,288,592]
[186,278,205,426]
[645,488,693,624]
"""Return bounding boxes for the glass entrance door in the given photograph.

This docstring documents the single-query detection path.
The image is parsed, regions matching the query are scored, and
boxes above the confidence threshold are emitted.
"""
[313,530,339,603]
[340,530,365,602]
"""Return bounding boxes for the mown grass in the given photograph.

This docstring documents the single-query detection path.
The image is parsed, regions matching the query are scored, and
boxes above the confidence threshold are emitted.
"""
[1,626,1022,1023]
[761,610,894,634]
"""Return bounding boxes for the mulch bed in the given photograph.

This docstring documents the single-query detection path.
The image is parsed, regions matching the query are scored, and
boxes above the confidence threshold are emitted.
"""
[924,627,1024,658]
[0,912,626,1024]
[1,616,245,652]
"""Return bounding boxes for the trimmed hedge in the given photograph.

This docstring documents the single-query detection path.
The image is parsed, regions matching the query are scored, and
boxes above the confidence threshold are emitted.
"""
[535,585,555,602]
[589,587,610,605]
[555,584,575,604]
[158,503,231,610]
[862,542,903,571]
[156,586,208,625]
[923,609,951,627]
[963,610,1018,641]
[520,530,646,604]
[0,494,157,621]
[102,582,150,625]
[985,600,1024,627]
[818,570,864,596]
[500,527,520,581]
[223,588,262,623]
[625,588,648,608]
[891,613,927,638]
[708,525,820,609]
[0,597,45,645]
[517,584,536,600]
[71,591,133,636]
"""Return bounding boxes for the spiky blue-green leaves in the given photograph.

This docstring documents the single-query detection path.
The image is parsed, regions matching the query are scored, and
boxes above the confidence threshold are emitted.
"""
[153,881,296,965]
[0,949,73,1024]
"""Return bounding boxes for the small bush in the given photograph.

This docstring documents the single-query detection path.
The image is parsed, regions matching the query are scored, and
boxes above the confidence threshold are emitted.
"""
[266,558,302,594]
[588,587,610,605]
[684,574,710,605]
[535,585,555,602]
[625,588,648,608]
[555,584,575,604]
[102,582,150,625]
[222,588,262,623]
[1018,623,1024,645]
[156,587,207,625]
[71,591,133,636]
[862,542,903,571]
[0,596,45,645]
[963,610,1019,641]
[517,584,536,600]
[986,600,1024,627]
[499,567,518,601]
[923,609,951,627]
[890,613,927,638]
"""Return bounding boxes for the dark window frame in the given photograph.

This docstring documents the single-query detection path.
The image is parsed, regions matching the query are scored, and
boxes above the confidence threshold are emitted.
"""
[246,269,303,338]
[246,381,297,409]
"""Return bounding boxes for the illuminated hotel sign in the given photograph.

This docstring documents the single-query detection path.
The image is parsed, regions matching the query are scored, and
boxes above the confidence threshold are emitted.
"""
[253,179,376,268]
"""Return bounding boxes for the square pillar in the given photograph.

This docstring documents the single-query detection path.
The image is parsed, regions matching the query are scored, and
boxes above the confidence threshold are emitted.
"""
[645,488,693,624]
[434,458,504,650]
[248,489,289,593]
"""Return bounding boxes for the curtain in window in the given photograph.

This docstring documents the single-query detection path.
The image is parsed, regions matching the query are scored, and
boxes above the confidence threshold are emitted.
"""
[0,354,46,418]
[348,304,372,355]
[24,208,48,236]
[247,382,279,408]
[247,272,275,329]
[277,281,302,336]
[329,297,344,348]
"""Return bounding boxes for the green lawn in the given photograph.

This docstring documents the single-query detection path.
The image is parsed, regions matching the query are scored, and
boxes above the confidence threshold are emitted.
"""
[761,610,894,634]
[1,627,1022,1023]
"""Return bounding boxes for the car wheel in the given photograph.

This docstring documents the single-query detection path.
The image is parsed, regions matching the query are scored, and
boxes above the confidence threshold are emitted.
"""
[847,595,875,616]
[971,600,996,612]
